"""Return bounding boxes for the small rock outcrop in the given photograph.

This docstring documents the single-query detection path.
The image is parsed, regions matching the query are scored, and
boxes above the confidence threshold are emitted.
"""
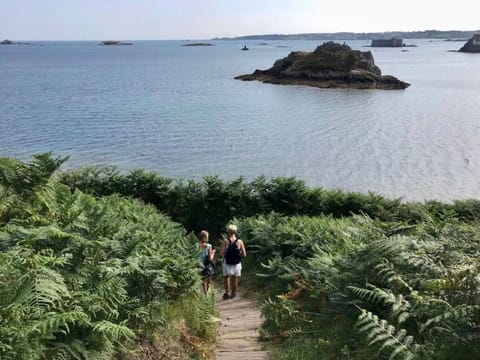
[99,41,133,46]
[371,38,404,47]
[181,43,214,46]
[459,34,480,53]
[1,39,15,45]
[235,42,410,90]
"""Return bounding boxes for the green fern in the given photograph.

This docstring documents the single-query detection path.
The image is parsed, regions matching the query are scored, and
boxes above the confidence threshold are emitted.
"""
[93,320,136,342]
[349,284,411,324]
[422,304,480,333]
[374,261,414,293]
[0,154,215,359]
[281,326,304,337]
[27,311,90,336]
[356,308,419,360]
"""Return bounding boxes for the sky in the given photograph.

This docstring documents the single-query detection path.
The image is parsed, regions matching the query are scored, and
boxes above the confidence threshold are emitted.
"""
[1,0,478,41]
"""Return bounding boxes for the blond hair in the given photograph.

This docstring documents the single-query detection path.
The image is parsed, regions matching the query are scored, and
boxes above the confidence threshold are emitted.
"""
[226,224,237,234]
[198,230,209,243]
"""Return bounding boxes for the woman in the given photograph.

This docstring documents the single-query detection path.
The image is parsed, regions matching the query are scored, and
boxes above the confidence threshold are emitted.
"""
[220,224,246,300]
[198,230,216,294]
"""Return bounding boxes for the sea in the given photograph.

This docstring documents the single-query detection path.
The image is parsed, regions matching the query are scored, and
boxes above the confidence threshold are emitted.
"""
[1,39,480,202]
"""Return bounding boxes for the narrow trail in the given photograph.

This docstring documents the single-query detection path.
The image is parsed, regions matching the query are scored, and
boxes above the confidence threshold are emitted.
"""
[215,290,270,360]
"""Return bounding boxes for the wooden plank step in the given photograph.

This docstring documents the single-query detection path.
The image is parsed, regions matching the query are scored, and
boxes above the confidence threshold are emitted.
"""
[215,288,270,360]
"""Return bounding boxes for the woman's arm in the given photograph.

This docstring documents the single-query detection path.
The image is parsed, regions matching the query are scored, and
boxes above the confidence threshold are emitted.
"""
[220,240,227,257]
[239,240,247,257]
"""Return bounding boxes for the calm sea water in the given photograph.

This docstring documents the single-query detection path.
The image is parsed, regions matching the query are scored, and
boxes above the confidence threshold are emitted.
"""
[1,39,480,201]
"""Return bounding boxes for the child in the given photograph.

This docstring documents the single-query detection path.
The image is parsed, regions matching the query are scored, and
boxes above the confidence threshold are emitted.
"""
[198,230,216,294]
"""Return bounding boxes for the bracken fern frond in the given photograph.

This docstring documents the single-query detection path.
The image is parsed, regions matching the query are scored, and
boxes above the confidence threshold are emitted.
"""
[356,308,419,360]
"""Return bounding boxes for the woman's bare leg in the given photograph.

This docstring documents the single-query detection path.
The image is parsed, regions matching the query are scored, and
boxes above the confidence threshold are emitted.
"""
[231,277,238,298]
[223,276,230,297]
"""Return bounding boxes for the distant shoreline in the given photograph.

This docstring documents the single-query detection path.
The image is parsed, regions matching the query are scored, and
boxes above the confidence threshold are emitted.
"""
[213,29,480,41]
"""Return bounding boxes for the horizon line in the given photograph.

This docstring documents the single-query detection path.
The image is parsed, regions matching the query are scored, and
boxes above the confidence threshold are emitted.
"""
[3,28,479,42]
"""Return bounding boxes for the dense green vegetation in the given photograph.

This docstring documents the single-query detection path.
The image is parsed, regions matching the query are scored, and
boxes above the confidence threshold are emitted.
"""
[59,165,480,237]
[3,153,480,359]
[237,214,480,359]
[0,154,217,359]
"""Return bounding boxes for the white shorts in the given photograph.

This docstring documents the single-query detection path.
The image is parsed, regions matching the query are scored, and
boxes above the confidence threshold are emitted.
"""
[222,261,242,277]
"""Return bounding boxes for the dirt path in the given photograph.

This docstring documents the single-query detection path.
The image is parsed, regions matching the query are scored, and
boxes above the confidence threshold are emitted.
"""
[215,290,270,360]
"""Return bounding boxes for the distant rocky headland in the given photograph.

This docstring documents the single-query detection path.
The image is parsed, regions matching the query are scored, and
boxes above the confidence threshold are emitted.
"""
[459,34,480,53]
[215,30,480,41]
[235,42,410,90]
[1,39,33,45]
[99,41,133,46]
[181,43,214,46]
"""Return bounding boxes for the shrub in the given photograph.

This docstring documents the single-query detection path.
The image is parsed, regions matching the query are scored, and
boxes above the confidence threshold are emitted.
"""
[236,214,480,360]
[0,154,216,359]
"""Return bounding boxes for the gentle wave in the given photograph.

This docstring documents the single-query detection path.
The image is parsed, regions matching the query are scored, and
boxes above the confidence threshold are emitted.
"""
[1,40,480,201]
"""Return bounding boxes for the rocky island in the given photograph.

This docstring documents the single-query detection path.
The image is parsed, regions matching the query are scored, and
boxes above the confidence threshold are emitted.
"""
[99,41,133,46]
[1,39,34,45]
[371,38,404,47]
[235,42,410,90]
[181,43,214,46]
[459,34,480,53]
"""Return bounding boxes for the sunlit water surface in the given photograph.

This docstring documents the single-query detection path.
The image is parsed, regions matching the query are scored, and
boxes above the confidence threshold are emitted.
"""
[1,39,480,201]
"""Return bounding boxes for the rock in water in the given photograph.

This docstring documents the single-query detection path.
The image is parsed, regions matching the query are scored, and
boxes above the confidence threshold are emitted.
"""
[459,34,480,53]
[235,41,410,90]
[99,40,133,46]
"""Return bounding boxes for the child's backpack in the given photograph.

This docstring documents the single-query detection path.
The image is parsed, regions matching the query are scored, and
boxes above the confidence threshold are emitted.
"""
[225,239,242,265]
[202,260,216,278]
